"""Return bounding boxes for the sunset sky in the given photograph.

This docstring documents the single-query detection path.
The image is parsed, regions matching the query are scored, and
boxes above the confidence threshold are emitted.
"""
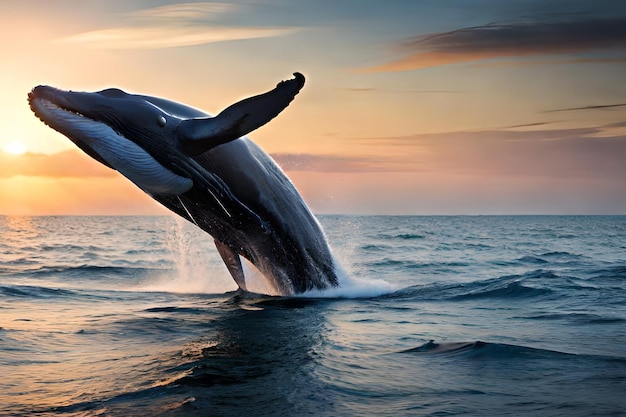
[1,0,625,215]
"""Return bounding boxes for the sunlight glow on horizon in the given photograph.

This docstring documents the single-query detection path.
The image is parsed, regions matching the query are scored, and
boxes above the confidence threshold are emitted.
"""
[3,141,27,156]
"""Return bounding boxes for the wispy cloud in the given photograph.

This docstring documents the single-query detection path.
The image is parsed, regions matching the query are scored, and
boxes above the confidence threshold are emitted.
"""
[271,153,399,172]
[471,56,626,68]
[348,126,626,179]
[57,26,297,49]
[268,122,626,179]
[128,2,236,21]
[336,88,464,94]
[55,2,298,49]
[365,15,626,72]
[544,103,626,113]
[495,122,556,129]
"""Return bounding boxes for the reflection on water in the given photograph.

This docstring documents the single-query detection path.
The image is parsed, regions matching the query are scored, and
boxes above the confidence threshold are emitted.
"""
[18,294,330,416]
[171,299,323,415]
[1,215,37,235]
[0,216,39,260]
[2,294,179,414]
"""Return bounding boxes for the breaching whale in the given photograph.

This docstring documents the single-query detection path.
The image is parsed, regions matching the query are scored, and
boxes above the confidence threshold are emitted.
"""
[28,73,339,295]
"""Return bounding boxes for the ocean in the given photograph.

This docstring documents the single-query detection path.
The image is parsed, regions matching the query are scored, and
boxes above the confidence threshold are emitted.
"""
[1,215,625,416]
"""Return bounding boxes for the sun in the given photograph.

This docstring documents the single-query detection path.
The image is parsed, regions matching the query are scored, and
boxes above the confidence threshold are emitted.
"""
[3,141,27,155]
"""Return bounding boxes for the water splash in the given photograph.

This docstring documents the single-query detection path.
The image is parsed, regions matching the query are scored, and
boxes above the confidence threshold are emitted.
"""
[140,217,286,295]
[300,258,396,299]
[140,215,394,297]
[302,275,395,299]
[142,216,236,294]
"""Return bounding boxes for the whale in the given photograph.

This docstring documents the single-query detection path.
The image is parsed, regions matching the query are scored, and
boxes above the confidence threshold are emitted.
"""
[28,73,339,295]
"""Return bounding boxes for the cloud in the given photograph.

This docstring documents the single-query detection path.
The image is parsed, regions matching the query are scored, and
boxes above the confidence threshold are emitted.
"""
[495,122,555,129]
[605,121,626,128]
[336,88,464,94]
[57,26,297,49]
[271,153,398,172]
[0,150,114,179]
[544,103,626,113]
[272,125,626,180]
[471,56,626,68]
[55,2,298,49]
[128,2,236,21]
[365,15,626,71]
[350,127,626,179]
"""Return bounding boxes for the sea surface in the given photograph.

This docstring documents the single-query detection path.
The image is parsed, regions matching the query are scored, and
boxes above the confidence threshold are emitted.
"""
[1,215,625,416]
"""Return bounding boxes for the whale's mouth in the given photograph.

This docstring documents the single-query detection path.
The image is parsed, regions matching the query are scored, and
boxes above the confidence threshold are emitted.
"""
[29,86,111,139]
[29,96,92,133]
[29,94,77,123]
[29,88,119,169]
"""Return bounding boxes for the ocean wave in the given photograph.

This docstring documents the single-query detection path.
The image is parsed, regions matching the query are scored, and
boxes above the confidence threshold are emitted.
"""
[367,259,470,270]
[451,279,552,300]
[384,270,562,301]
[491,251,585,268]
[43,386,193,417]
[398,340,626,363]
[124,248,169,256]
[144,306,207,314]
[0,257,40,266]
[38,243,104,252]
[375,233,426,240]
[360,244,392,251]
[0,284,77,299]
[590,265,626,281]
[518,312,626,324]
[24,264,171,279]
[517,255,549,264]
[104,316,187,337]
[368,258,416,268]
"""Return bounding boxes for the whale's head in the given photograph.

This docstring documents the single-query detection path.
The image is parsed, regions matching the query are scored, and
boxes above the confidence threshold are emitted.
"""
[28,73,305,195]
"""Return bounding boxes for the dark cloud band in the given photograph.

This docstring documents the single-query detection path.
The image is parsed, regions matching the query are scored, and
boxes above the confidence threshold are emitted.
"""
[409,17,626,54]
[544,103,626,113]
[368,15,626,71]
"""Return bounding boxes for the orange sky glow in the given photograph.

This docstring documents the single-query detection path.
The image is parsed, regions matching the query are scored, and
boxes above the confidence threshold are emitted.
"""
[1,1,625,215]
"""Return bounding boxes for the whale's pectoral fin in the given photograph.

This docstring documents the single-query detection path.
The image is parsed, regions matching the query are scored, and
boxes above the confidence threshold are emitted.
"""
[214,239,247,291]
[179,72,305,156]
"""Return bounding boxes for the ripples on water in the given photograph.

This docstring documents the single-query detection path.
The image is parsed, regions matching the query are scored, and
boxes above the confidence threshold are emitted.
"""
[1,215,625,416]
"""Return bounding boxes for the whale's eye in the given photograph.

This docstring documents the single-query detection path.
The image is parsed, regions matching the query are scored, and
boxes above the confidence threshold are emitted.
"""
[157,115,167,127]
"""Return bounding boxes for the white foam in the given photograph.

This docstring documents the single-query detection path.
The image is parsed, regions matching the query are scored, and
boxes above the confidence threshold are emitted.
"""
[299,263,397,299]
